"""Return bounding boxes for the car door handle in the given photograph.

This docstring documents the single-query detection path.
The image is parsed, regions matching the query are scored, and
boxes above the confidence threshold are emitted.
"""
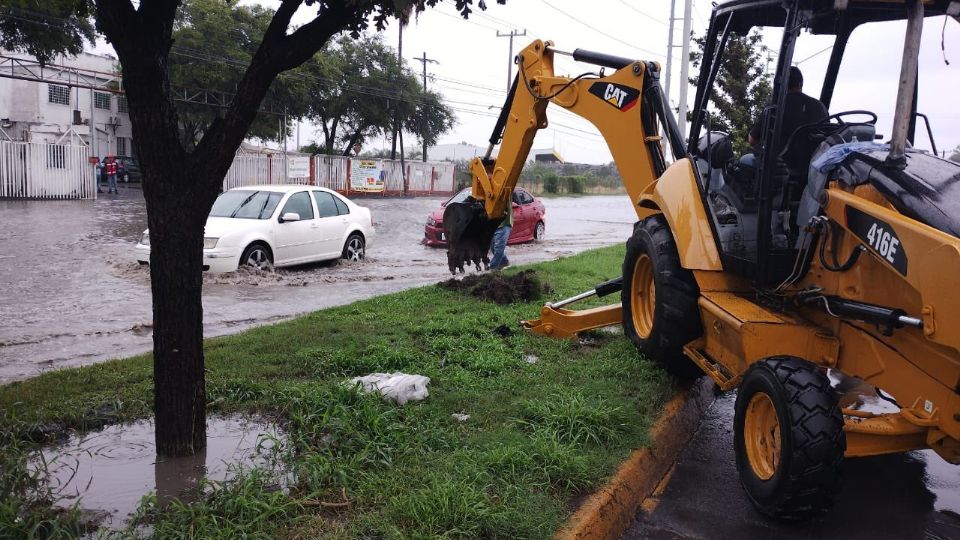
[311,223,319,229]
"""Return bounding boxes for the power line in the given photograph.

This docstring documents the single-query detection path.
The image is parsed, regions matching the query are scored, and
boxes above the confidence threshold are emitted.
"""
[538,0,665,58]
[795,44,833,65]
[616,0,667,26]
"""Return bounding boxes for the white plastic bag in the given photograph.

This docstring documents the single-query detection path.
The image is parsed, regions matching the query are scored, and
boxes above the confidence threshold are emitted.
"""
[349,372,430,405]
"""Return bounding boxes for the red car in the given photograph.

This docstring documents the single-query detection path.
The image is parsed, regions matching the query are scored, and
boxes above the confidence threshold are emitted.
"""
[423,187,546,247]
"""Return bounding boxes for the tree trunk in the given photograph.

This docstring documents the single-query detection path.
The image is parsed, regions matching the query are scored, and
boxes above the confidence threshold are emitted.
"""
[146,171,208,456]
[342,127,365,156]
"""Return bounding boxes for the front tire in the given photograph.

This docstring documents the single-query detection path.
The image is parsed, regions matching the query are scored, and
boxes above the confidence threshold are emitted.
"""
[621,214,703,379]
[240,242,272,270]
[342,233,365,262]
[734,356,845,519]
[533,221,545,241]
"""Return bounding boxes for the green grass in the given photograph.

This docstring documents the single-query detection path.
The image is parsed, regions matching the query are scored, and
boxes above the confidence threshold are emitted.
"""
[0,245,676,539]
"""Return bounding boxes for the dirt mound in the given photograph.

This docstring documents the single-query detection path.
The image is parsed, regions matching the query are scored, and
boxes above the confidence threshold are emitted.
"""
[439,270,549,305]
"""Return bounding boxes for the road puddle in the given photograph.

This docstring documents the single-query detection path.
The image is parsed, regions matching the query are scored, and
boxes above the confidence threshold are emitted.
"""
[32,415,286,529]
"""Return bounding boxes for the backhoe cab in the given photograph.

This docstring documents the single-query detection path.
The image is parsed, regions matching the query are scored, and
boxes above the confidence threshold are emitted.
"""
[446,0,960,520]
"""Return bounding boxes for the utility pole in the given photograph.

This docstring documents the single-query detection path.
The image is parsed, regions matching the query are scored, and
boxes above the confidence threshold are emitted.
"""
[414,51,439,162]
[391,24,403,161]
[496,29,527,92]
[677,0,693,138]
[664,0,677,107]
[281,108,288,182]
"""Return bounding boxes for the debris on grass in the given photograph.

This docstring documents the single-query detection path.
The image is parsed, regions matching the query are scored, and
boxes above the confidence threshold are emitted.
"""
[349,373,431,405]
[439,269,549,305]
[492,324,514,337]
[451,413,471,422]
[524,354,539,364]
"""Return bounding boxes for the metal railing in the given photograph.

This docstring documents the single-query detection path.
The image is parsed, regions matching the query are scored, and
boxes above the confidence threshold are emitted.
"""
[0,142,456,200]
[223,152,456,196]
[0,141,95,199]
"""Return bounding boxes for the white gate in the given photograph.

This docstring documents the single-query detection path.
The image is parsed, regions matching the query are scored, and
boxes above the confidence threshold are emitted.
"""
[0,141,95,199]
[222,151,456,195]
[223,152,312,190]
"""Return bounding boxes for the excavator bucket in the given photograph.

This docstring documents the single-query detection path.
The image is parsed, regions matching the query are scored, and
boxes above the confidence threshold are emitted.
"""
[443,198,501,274]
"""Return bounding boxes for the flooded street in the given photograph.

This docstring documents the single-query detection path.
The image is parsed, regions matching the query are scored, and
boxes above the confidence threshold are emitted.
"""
[0,188,635,383]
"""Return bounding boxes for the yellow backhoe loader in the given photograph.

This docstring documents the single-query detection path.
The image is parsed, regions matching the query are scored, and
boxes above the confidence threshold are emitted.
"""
[444,0,960,519]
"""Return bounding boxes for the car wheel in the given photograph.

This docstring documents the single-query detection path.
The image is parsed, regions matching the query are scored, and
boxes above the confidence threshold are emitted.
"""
[534,221,546,241]
[342,233,365,262]
[240,242,273,270]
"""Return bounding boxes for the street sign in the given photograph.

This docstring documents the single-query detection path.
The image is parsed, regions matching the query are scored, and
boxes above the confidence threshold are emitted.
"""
[288,156,310,178]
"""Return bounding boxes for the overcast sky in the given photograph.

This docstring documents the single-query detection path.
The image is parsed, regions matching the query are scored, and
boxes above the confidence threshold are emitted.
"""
[95,1,960,163]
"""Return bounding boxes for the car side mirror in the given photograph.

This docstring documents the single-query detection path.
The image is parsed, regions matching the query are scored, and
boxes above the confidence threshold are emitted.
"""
[280,212,301,223]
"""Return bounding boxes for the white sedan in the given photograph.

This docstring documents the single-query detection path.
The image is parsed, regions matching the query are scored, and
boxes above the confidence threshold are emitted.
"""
[135,185,374,272]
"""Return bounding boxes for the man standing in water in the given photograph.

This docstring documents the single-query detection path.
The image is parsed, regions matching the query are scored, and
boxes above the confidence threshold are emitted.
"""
[489,195,513,270]
[104,155,119,194]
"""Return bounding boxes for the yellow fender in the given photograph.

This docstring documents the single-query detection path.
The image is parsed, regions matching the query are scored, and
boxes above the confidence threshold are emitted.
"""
[637,158,723,271]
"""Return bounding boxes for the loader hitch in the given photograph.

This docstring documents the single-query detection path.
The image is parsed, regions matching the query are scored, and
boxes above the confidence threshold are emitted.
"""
[522,277,624,339]
[443,198,501,274]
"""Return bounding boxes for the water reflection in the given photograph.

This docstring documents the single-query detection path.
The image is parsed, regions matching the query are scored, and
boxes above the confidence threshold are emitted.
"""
[33,415,285,528]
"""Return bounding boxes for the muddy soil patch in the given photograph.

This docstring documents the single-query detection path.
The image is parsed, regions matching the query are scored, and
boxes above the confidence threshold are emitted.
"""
[439,270,550,305]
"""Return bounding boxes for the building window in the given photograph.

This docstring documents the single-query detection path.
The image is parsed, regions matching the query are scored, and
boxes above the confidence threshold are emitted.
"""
[94,92,111,110]
[47,145,66,168]
[116,137,127,156]
[48,84,70,105]
[117,96,128,113]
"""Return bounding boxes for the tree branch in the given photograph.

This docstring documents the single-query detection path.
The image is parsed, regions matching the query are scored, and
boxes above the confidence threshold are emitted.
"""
[193,1,355,186]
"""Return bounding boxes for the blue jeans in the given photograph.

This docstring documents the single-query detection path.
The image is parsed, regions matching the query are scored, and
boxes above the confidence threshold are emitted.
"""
[489,226,511,270]
[107,173,117,192]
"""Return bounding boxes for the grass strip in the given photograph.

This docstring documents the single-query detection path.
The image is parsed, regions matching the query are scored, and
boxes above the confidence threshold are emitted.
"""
[0,245,676,539]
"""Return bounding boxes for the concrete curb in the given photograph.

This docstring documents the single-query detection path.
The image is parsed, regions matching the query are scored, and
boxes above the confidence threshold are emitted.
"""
[556,377,717,540]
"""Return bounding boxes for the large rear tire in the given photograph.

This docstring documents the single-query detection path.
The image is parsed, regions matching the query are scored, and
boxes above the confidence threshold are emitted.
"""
[621,214,703,379]
[734,356,845,519]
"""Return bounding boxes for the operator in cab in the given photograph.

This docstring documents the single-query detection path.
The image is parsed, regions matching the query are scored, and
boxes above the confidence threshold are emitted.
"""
[748,66,828,151]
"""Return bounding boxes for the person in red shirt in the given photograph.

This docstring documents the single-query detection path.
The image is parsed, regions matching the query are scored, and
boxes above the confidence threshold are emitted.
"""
[104,155,118,194]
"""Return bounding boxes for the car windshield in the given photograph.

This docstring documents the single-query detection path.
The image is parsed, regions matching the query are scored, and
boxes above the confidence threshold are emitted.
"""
[209,190,282,219]
[446,189,471,205]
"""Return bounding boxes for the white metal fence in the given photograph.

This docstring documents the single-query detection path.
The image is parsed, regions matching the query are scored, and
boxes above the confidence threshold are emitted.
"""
[0,141,95,199]
[0,142,456,200]
[223,152,456,196]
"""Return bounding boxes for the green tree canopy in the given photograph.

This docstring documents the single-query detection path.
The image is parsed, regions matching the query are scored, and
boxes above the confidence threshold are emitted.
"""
[303,34,454,156]
[169,0,312,146]
[0,0,95,64]
[690,29,773,154]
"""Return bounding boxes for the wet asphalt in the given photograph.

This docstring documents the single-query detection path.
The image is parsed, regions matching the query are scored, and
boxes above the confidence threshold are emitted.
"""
[0,186,636,383]
[622,392,960,540]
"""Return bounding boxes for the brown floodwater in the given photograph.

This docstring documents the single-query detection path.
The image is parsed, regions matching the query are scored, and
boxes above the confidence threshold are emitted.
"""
[0,189,636,384]
[33,415,286,528]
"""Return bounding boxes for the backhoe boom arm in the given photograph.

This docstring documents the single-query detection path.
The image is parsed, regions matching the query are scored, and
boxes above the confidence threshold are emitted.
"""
[443,39,685,273]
